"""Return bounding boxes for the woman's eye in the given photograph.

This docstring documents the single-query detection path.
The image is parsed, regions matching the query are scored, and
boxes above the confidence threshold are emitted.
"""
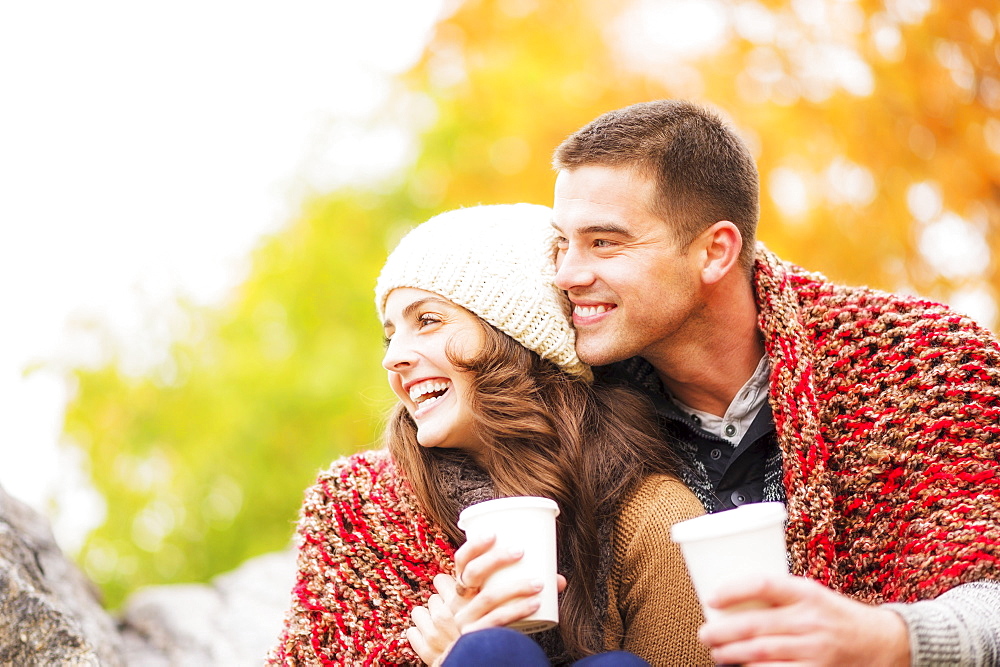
[418,315,441,328]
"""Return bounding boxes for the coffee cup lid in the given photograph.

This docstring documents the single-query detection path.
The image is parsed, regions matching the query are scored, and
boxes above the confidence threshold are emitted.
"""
[458,496,560,530]
[670,501,787,543]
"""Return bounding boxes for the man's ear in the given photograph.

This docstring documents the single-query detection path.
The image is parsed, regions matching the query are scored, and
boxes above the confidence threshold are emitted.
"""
[699,220,742,285]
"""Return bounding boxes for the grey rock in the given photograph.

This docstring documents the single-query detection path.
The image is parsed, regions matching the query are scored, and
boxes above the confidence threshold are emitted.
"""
[119,549,296,666]
[0,481,296,666]
[0,484,124,666]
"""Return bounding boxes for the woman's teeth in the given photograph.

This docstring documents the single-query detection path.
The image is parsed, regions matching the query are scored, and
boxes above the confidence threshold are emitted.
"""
[409,380,450,405]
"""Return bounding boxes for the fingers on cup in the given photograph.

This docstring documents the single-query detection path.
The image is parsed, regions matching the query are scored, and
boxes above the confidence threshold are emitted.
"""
[464,594,544,634]
[460,543,524,591]
[460,578,543,621]
[454,533,497,575]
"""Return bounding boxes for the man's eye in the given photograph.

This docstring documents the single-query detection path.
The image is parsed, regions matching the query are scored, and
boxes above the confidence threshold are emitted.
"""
[594,239,614,248]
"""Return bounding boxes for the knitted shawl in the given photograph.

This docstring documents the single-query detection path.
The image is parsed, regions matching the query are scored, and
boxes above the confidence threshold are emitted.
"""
[753,245,1000,603]
[268,449,453,666]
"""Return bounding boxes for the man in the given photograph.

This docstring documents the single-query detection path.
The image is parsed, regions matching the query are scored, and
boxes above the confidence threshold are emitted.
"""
[550,99,1000,665]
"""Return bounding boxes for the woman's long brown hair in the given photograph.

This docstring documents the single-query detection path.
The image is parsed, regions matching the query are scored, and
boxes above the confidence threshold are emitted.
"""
[385,319,684,658]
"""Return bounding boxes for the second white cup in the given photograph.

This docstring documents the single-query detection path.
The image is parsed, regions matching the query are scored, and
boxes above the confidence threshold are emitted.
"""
[457,496,560,634]
[670,502,789,621]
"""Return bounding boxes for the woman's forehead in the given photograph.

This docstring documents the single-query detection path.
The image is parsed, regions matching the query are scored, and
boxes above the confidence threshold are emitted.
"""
[383,288,480,327]
[385,287,452,313]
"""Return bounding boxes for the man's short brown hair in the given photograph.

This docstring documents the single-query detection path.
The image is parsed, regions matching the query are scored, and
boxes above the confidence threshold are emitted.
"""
[553,100,760,273]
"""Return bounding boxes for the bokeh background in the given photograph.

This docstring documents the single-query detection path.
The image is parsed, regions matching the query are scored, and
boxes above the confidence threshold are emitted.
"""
[2,0,998,609]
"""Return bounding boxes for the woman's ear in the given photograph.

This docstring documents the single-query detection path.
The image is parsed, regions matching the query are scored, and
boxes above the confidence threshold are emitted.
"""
[699,221,742,285]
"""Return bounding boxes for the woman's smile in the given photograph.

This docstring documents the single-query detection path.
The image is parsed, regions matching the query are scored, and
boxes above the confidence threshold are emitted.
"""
[407,378,453,417]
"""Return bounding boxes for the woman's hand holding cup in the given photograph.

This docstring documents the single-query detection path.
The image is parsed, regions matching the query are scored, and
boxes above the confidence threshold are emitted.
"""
[448,533,556,628]
[407,532,564,665]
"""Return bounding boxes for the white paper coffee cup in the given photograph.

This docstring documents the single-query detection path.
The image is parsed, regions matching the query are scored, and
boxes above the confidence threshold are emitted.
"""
[457,496,560,633]
[670,502,789,621]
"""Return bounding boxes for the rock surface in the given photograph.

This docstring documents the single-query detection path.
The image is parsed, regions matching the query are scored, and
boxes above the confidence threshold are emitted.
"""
[119,549,296,665]
[0,483,297,666]
[0,484,124,665]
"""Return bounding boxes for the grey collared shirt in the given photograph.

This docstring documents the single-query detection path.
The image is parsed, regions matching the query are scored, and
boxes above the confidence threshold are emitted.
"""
[669,355,770,445]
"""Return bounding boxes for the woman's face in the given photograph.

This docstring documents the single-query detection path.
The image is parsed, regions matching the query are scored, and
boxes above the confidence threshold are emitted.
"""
[382,287,485,453]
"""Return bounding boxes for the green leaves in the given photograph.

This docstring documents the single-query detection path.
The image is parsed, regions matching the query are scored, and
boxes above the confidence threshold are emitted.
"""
[66,194,401,607]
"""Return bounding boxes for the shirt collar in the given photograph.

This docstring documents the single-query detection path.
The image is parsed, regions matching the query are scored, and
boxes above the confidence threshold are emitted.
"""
[669,355,770,445]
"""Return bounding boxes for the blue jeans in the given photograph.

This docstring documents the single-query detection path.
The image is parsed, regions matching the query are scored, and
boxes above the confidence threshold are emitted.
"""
[441,628,651,666]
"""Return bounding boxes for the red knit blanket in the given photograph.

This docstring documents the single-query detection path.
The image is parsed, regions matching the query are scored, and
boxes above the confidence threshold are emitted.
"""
[755,246,1000,603]
[268,450,455,665]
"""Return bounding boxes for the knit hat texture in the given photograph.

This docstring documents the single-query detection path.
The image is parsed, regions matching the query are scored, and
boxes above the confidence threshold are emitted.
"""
[375,203,589,378]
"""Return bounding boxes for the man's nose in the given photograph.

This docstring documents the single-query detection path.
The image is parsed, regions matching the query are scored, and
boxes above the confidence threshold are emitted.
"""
[554,246,595,291]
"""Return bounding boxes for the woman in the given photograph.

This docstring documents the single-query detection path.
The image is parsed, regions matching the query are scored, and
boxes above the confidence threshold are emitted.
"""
[268,204,711,665]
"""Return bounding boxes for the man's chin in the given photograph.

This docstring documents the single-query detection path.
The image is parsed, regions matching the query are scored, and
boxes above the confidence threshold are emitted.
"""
[576,339,629,368]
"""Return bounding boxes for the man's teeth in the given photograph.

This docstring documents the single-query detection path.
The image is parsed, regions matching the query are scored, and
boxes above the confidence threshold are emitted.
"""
[409,380,450,404]
[575,304,609,317]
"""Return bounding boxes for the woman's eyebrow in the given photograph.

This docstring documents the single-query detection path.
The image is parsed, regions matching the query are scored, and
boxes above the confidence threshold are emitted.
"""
[384,296,455,329]
[401,296,453,320]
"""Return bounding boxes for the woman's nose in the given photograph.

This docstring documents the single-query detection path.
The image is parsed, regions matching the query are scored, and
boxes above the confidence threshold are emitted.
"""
[381,336,414,371]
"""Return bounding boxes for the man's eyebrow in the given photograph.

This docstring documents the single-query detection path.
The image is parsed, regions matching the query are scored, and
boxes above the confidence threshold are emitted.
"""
[551,221,637,239]
[585,223,634,237]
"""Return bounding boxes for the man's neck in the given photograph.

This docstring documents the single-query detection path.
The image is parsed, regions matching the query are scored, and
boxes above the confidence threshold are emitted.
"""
[657,343,764,417]
[644,278,763,418]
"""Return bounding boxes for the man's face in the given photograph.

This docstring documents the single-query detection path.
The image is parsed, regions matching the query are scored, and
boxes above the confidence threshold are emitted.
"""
[552,164,702,366]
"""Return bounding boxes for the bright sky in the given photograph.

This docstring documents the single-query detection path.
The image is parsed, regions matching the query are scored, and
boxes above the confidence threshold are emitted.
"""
[0,0,443,549]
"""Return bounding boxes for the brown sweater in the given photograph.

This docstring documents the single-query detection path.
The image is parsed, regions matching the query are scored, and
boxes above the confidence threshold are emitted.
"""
[269,450,711,665]
[605,474,712,666]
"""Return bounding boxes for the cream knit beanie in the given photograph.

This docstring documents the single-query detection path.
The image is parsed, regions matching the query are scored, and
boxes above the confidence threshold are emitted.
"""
[375,203,589,379]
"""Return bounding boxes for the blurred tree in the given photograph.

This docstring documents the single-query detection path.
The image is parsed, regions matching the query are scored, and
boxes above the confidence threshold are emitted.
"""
[64,0,999,607]
[64,192,404,605]
[407,0,999,324]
